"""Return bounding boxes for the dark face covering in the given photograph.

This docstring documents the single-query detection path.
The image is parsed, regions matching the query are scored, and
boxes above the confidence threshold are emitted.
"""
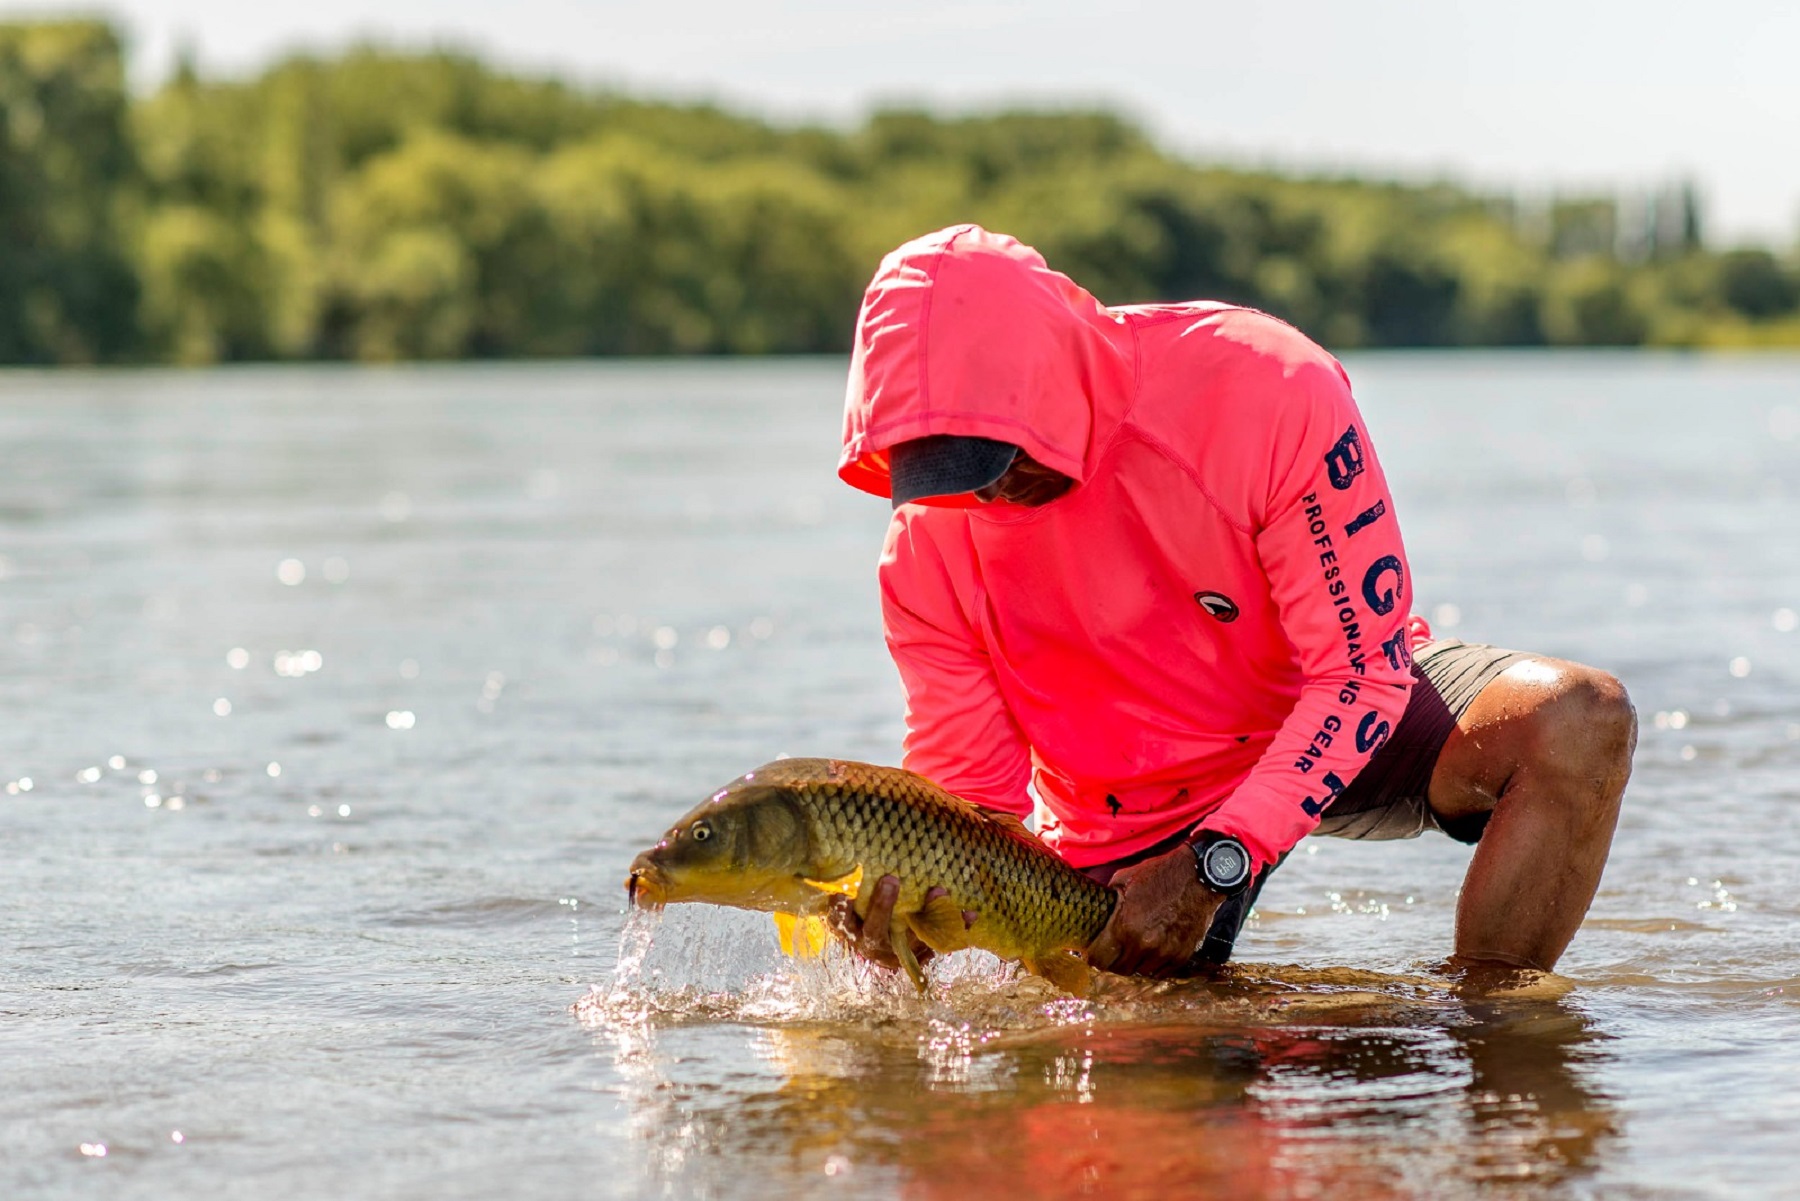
[974,453,1075,507]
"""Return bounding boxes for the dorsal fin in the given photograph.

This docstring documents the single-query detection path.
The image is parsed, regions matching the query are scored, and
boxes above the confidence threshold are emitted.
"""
[974,805,1040,847]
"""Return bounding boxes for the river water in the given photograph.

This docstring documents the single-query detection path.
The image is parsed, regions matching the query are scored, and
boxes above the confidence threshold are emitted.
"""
[2,355,1796,1200]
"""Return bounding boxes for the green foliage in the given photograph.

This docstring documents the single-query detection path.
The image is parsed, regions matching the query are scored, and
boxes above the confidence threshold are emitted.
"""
[2,18,1798,362]
[0,20,139,362]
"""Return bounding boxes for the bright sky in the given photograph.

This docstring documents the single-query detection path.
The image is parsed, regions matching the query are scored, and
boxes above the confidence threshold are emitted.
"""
[8,0,1797,244]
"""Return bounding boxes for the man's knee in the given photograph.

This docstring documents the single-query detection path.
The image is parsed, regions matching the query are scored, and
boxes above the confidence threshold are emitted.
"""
[1430,658,1636,825]
[1497,662,1637,825]
[1523,663,1637,766]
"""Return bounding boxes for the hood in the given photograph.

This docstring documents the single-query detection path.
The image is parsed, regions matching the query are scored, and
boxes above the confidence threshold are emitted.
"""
[838,225,1135,507]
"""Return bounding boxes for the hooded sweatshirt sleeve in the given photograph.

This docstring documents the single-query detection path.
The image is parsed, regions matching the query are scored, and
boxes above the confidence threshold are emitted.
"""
[879,510,1035,817]
[1190,343,1416,874]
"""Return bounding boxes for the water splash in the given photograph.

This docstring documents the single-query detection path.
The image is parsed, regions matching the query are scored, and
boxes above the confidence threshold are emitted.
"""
[572,905,1524,1046]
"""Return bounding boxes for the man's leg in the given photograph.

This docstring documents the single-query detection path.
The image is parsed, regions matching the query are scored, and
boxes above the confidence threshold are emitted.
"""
[1425,657,1637,970]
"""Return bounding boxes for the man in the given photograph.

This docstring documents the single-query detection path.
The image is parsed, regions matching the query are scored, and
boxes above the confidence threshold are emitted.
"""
[832,225,1636,979]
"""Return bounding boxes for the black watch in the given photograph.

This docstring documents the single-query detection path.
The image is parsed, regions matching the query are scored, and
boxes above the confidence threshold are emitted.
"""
[1189,831,1252,896]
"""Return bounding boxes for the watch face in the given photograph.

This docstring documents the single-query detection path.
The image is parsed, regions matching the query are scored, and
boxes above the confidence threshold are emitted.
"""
[1202,840,1250,890]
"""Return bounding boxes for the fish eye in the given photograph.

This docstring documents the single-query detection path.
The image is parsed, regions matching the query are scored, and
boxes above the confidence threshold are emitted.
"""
[690,820,712,842]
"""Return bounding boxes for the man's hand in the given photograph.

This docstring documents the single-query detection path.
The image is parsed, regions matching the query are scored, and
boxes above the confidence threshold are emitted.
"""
[825,874,949,972]
[1085,845,1228,977]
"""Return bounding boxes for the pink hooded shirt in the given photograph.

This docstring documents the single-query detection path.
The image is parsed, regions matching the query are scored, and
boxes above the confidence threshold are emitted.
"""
[839,225,1421,874]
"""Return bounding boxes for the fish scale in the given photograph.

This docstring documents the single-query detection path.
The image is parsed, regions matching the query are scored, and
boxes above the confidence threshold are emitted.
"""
[627,758,1118,994]
[769,760,1115,973]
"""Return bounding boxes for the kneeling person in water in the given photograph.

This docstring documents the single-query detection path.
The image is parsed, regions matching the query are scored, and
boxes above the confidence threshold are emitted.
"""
[830,225,1637,979]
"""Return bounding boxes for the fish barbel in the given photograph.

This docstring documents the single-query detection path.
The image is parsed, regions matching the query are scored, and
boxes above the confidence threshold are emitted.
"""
[625,758,1116,995]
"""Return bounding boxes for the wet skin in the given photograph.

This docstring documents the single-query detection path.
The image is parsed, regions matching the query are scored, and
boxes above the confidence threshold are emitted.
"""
[851,456,1637,978]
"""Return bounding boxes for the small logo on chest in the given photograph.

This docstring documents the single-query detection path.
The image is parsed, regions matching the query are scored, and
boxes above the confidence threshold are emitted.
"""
[1193,591,1240,623]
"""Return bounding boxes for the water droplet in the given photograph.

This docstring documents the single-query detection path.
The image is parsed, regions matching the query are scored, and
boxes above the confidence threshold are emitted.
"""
[706,625,731,649]
[276,559,306,586]
[749,617,774,639]
[213,698,232,717]
[1774,608,1798,634]
[77,767,100,783]
[144,794,161,808]
[1430,602,1462,629]
[652,626,678,650]
[385,710,416,730]
[1729,656,1751,678]
[166,796,184,811]
[78,1142,106,1158]
[17,777,32,792]
[203,769,220,783]
[267,762,281,778]
[1680,745,1697,761]
[171,1131,184,1145]
[108,755,126,771]
[226,647,250,669]
[137,769,157,785]
[337,804,351,817]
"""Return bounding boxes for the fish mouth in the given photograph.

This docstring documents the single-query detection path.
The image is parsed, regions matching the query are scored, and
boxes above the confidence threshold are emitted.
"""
[625,856,669,910]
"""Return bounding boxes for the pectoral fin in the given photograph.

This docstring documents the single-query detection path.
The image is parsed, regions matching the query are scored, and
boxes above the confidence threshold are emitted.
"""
[1024,950,1092,998]
[907,892,976,955]
[773,913,831,958]
[801,865,864,898]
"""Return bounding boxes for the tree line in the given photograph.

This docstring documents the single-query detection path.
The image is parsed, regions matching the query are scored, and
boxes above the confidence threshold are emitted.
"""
[3,19,1798,365]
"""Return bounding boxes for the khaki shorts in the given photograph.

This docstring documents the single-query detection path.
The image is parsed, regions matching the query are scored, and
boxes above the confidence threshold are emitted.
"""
[1083,639,1529,965]
[1313,638,1529,845]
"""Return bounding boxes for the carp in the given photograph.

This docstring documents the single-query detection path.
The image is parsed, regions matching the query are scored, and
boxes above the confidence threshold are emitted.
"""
[625,758,1117,995]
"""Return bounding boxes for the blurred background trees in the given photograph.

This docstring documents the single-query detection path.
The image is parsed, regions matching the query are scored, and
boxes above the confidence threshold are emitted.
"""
[2,18,1797,364]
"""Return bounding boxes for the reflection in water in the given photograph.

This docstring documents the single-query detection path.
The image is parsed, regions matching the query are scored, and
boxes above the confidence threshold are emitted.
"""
[580,951,1619,1201]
